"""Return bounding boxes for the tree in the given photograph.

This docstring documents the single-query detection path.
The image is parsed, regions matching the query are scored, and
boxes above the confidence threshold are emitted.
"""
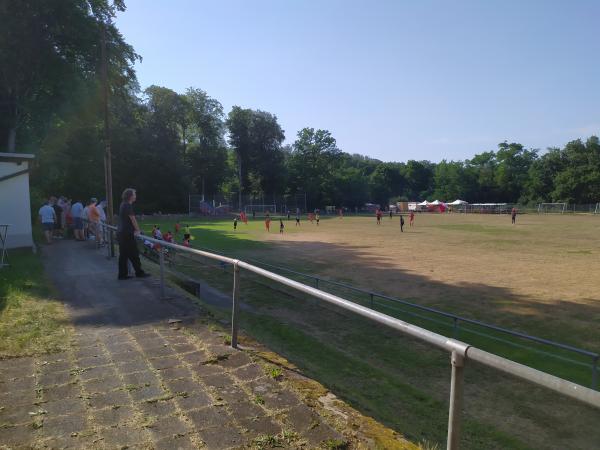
[184,88,227,198]
[523,148,564,203]
[551,137,600,203]
[0,0,138,152]
[369,163,405,206]
[433,160,467,201]
[465,151,497,202]
[287,128,341,208]
[495,142,537,202]
[226,107,285,207]
[402,160,435,200]
[248,111,286,196]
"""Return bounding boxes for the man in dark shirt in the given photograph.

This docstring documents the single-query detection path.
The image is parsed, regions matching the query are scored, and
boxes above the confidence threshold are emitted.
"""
[117,188,148,280]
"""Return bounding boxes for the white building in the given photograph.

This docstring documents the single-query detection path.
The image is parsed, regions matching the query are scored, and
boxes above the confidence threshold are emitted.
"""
[0,153,35,249]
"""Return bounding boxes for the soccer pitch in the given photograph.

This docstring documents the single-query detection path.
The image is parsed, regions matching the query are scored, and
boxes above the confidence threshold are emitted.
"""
[141,213,600,449]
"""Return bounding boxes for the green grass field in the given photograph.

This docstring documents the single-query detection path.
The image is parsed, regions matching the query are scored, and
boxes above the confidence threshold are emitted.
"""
[139,213,600,449]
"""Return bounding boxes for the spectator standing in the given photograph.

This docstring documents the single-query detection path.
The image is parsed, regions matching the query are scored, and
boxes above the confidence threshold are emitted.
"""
[82,201,91,239]
[58,196,69,232]
[39,198,56,244]
[65,200,74,238]
[88,198,101,246]
[51,196,63,238]
[97,200,107,244]
[71,200,84,240]
[117,188,148,280]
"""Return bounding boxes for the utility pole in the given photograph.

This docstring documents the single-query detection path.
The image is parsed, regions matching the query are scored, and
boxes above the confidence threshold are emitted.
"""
[101,24,115,256]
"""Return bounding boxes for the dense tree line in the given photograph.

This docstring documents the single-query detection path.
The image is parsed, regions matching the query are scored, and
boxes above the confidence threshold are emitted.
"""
[2,1,600,213]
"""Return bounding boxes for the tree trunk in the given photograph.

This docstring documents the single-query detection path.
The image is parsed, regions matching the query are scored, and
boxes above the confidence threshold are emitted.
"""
[7,126,16,152]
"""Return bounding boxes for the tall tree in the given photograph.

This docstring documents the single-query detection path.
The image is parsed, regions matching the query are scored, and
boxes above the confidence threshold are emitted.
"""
[287,128,341,208]
[184,88,227,198]
[495,142,538,202]
[551,137,600,203]
[0,0,138,152]
[226,107,285,207]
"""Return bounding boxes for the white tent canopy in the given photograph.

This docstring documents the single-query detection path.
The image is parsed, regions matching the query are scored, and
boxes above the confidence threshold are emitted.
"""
[429,200,442,205]
[418,200,429,206]
[448,199,468,205]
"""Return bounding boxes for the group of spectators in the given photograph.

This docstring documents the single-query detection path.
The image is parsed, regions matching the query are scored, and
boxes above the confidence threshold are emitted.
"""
[38,196,107,245]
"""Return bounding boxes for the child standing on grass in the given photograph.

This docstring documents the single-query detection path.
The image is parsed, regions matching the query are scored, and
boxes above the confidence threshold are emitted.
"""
[233,217,238,230]
[280,219,284,234]
[409,211,415,227]
[316,212,320,226]
[511,207,517,224]
[265,213,271,232]
[400,214,405,232]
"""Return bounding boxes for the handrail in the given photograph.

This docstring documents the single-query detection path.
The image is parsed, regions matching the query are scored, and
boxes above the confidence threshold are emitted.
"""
[239,257,598,359]
[153,235,596,361]
[96,222,600,449]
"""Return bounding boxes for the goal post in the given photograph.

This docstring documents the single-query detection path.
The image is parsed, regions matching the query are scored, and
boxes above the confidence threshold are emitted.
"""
[537,203,567,214]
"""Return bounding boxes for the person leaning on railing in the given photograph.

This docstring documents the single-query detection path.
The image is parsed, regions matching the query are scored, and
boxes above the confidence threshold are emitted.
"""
[117,188,149,280]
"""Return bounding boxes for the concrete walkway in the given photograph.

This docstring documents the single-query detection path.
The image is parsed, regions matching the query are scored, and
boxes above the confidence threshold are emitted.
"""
[0,240,345,449]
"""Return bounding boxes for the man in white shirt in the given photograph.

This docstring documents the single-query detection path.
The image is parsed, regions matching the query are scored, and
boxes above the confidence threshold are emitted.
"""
[38,199,56,244]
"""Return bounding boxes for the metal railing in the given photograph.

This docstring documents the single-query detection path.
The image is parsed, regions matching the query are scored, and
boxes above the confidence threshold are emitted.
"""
[132,238,599,390]
[238,257,600,389]
[96,223,600,450]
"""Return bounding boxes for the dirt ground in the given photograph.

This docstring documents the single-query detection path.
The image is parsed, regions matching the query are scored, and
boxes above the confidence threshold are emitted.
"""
[253,213,600,351]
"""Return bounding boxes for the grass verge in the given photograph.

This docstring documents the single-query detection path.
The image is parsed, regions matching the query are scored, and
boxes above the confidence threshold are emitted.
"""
[0,248,72,357]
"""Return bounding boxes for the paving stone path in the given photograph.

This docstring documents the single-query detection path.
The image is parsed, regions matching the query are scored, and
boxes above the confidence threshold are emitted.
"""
[0,241,345,449]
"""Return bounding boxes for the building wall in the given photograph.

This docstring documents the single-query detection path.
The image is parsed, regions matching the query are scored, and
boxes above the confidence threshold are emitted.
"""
[0,160,33,248]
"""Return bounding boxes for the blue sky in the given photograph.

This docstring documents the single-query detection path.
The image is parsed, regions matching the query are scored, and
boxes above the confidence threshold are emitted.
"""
[116,0,600,162]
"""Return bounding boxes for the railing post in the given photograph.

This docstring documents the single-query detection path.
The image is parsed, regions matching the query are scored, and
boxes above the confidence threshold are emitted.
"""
[231,261,240,349]
[159,247,166,299]
[593,356,598,391]
[447,350,466,450]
